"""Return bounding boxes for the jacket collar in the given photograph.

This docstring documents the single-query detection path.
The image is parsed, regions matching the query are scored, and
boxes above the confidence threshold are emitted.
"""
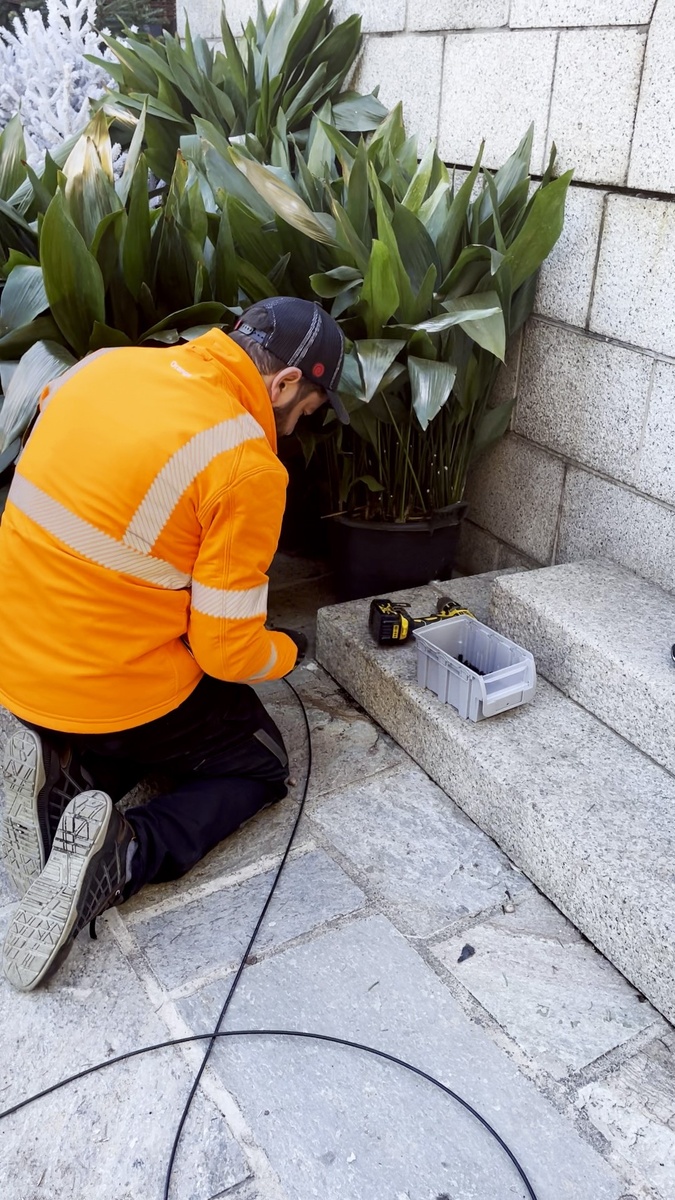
[193,328,278,454]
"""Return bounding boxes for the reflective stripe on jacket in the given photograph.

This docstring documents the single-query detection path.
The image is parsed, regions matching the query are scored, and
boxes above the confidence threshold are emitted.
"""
[0,329,297,733]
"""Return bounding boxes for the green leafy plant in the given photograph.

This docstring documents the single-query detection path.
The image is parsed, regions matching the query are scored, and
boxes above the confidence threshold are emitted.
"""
[93,0,385,183]
[98,0,168,34]
[0,108,233,454]
[0,116,38,261]
[192,110,571,522]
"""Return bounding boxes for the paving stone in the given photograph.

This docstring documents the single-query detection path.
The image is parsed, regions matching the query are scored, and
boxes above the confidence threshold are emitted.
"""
[628,0,675,193]
[534,185,605,326]
[0,931,250,1200]
[590,195,675,357]
[435,891,656,1078]
[0,707,30,907]
[439,30,557,172]
[332,0,405,32]
[490,560,675,775]
[577,1033,675,1198]
[268,574,336,657]
[260,666,406,805]
[268,551,332,590]
[355,34,444,150]
[0,705,21,742]
[131,849,366,992]
[558,466,675,594]
[465,433,565,563]
[408,0,509,30]
[316,575,675,1024]
[511,0,653,25]
[637,360,675,507]
[311,764,529,937]
[178,916,624,1200]
[515,321,651,483]
[548,28,645,184]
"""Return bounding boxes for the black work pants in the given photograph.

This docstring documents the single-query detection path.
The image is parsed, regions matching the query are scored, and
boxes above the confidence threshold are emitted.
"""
[29,676,289,896]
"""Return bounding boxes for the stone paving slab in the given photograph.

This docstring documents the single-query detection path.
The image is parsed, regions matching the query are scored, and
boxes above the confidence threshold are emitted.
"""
[434,892,657,1079]
[311,762,530,938]
[177,915,624,1200]
[577,1033,675,1198]
[130,849,366,993]
[316,577,675,1026]
[259,667,406,804]
[490,560,675,775]
[0,919,250,1200]
[1,656,673,1198]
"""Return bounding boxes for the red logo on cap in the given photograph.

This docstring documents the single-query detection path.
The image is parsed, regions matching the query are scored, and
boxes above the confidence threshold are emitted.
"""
[312,362,326,378]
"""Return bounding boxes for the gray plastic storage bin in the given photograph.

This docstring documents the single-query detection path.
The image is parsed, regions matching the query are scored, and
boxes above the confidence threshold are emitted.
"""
[414,616,536,721]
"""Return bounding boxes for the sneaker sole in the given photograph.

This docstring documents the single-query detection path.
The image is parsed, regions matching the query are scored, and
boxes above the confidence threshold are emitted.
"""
[1,729,47,895]
[2,791,112,992]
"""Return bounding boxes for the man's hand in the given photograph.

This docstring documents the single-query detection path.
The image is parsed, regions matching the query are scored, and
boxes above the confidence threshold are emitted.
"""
[274,627,308,667]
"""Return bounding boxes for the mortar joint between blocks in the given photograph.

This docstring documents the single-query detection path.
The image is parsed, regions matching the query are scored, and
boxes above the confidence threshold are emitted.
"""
[633,356,657,487]
[506,419,675,522]
[550,460,568,565]
[585,192,609,331]
[435,33,447,150]
[542,28,560,172]
[625,13,652,187]
[165,904,377,1006]
[532,310,675,367]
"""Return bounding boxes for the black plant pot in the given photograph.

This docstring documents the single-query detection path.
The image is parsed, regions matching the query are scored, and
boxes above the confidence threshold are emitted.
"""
[329,502,468,602]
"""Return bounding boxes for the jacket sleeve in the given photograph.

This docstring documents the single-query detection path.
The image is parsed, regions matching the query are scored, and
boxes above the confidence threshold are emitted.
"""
[187,465,297,683]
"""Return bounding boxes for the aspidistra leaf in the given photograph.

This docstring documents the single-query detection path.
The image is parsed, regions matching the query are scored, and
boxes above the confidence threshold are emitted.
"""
[409,356,457,431]
[412,293,505,362]
[360,240,398,338]
[0,115,27,202]
[40,191,106,357]
[231,149,337,244]
[355,338,406,402]
[0,340,76,452]
[501,171,573,291]
[0,266,48,333]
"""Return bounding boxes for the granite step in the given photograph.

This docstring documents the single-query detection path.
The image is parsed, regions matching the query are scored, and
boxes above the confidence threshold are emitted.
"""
[489,559,675,775]
[316,571,675,1026]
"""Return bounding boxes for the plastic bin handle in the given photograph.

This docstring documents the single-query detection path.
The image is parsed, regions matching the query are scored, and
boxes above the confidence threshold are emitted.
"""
[479,657,536,718]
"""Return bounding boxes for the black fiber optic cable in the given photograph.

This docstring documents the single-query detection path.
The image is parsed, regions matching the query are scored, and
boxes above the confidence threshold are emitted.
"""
[0,678,540,1200]
[162,678,313,1197]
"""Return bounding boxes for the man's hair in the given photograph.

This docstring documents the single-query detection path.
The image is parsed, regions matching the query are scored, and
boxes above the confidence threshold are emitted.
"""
[229,302,318,401]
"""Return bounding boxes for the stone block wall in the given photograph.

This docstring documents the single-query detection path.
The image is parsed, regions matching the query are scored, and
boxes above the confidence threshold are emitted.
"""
[183,0,675,591]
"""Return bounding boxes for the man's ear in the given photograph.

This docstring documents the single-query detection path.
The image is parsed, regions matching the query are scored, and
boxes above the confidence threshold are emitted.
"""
[269,366,303,407]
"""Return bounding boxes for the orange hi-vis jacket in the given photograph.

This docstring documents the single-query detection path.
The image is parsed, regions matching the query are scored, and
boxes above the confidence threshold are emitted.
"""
[0,329,297,733]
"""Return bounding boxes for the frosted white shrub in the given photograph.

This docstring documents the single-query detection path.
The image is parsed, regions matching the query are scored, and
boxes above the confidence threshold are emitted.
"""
[0,0,113,163]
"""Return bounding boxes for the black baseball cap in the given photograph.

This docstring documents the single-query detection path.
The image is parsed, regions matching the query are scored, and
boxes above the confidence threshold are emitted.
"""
[235,297,349,424]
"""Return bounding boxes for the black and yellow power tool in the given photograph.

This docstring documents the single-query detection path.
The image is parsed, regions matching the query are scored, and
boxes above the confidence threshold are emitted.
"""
[369,596,475,645]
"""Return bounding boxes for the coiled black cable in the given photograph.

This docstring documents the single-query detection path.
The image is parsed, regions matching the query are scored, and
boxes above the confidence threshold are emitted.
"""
[0,676,539,1200]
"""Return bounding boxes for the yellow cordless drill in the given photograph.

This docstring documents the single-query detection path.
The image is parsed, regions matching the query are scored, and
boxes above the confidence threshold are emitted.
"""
[368,596,475,645]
